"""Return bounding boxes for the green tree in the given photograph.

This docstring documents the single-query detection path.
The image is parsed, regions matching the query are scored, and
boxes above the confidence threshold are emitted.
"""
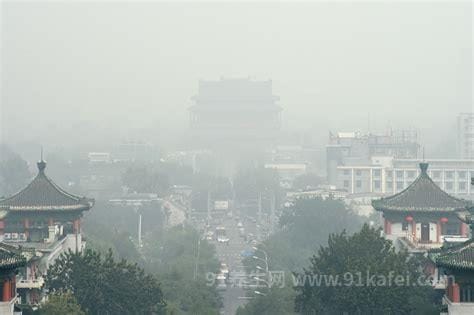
[244,197,365,272]
[292,172,323,190]
[39,292,85,315]
[294,224,438,314]
[236,286,297,315]
[144,226,222,314]
[45,249,166,315]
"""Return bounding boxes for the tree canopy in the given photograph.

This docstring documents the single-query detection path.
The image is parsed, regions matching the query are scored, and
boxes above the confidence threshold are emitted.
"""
[294,224,438,314]
[45,249,166,315]
[38,292,85,315]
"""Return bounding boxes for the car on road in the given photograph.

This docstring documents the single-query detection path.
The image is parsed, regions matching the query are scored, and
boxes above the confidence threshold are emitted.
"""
[240,249,254,257]
[216,273,227,290]
[237,222,243,228]
[216,227,230,244]
[205,231,214,241]
[220,263,229,275]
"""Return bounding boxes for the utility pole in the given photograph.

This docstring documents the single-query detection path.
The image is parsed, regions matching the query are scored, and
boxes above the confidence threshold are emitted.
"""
[134,204,142,248]
[194,237,201,280]
[138,212,142,248]
[270,190,276,234]
[207,190,211,225]
[257,192,262,241]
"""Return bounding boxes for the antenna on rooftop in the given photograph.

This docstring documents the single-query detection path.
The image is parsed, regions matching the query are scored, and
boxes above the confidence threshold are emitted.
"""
[40,146,44,161]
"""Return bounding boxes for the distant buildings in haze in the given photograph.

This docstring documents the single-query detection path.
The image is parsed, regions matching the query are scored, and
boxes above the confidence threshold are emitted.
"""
[457,112,474,160]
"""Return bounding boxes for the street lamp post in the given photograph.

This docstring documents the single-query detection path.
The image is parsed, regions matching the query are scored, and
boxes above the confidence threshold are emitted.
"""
[252,246,269,273]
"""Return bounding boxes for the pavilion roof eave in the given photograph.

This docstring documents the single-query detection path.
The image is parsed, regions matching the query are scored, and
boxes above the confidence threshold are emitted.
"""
[372,204,466,213]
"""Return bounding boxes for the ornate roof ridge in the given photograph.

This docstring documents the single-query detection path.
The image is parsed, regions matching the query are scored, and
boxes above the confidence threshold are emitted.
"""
[436,239,474,271]
[372,163,471,212]
[0,160,93,211]
[0,242,27,269]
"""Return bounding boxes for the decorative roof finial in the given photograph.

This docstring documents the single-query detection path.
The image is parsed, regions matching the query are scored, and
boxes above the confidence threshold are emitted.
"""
[419,146,428,174]
[419,162,428,174]
[37,146,46,172]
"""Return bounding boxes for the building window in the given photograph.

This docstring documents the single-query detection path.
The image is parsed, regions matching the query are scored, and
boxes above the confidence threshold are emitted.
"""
[386,171,393,179]
[461,285,474,302]
[343,169,350,176]
[396,181,404,191]
[386,181,393,190]
[442,223,459,235]
[374,180,380,190]
[373,169,381,177]
[432,171,441,179]
[356,170,361,176]
[458,171,467,179]
[445,171,454,180]
[343,180,349,188]
[396,171,404,178]
[356,180,361,188]
[407,171,416,178]
[459,182,466,191]
[445,182,453,191]
[402,222,408,231]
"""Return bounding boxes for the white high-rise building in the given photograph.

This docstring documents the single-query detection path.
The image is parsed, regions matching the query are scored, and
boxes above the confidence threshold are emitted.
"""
[457,113,474,159]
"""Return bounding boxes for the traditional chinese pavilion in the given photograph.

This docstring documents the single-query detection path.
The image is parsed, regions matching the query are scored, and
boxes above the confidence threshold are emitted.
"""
[0,159,94,306]
[0,160,93,242]
[435,207,474,313]
[372,163,471,248]
[0,244,26,314]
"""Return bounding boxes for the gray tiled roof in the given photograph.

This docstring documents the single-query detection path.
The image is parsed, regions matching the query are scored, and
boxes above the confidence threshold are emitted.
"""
[436,239,474,271]
[0,161,93,211]
[0,243,26,270]
[372,163,471,212]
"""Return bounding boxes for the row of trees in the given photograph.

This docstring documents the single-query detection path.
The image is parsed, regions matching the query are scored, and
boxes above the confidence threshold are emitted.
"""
[81,196,222,314]
[44,249,166,314]
[238,198,439,314]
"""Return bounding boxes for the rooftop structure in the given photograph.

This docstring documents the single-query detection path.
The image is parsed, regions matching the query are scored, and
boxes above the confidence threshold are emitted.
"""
[435,213,474,311]
[0,244,26,315]
[372,163,469,213]
[0,159,93,307]
[326,129,419,185]
[188,78,282,148]
[372,163,471,250]
[0,160,93,212]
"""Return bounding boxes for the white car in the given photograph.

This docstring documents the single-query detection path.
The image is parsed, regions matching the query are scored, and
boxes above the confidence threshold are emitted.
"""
[237,222,243,228]
[217,236,230,243]
[220,263,229,275]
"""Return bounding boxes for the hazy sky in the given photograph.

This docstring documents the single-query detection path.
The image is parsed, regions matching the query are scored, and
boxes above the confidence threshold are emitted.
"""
[1,1,472,150]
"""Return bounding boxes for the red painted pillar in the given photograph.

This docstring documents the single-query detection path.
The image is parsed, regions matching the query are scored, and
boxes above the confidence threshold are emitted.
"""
[73,219,80,234]
[452,283,460,302]
[460,223,468,237]
[0,220,4,235]
[23,218,29,239]
[2,279,10,301]
[386,220,391,234]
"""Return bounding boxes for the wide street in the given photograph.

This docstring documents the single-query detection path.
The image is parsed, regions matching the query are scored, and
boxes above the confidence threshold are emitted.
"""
[210,213,259,315]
